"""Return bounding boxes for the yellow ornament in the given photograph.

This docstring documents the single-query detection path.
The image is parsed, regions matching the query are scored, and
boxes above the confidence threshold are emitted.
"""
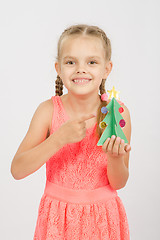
[99,121,108,129]
[107,86,120,100]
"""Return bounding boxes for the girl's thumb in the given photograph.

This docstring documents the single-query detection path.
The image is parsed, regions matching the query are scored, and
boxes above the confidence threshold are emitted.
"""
[124,144,131,152]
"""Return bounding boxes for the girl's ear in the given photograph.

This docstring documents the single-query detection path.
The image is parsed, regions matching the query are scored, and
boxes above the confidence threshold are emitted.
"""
[103,61,113,79]
[55,62,61,76]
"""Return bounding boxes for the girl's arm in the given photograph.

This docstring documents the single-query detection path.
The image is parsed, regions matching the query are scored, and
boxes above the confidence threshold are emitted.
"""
[102,104,132,190]
[10,100,66,180]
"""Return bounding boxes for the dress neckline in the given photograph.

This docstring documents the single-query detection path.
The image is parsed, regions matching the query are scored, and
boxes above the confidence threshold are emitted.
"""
[57,95,97,132]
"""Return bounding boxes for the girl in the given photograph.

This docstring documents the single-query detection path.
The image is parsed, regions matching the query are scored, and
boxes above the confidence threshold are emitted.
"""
[11,24,131,239]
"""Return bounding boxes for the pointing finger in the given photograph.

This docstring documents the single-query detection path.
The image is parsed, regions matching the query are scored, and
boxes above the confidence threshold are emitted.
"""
[79,113,96,123]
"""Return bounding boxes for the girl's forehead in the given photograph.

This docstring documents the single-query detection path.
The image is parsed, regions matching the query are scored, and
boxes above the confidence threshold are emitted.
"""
[60,35,105,57]
[62,35,103,47]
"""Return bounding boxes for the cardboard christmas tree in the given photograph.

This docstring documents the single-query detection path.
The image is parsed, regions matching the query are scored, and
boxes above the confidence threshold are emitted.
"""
[97,86,128,146]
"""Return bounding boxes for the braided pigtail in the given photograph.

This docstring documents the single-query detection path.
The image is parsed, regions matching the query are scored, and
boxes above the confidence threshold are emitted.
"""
[96,79,109,138]
[55,75,64,96]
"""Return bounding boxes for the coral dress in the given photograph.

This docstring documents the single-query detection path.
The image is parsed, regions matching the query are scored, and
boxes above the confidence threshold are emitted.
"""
[33,95,130,240]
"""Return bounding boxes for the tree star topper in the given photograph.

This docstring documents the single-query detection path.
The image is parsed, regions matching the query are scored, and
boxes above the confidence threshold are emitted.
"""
[107,86,120,100]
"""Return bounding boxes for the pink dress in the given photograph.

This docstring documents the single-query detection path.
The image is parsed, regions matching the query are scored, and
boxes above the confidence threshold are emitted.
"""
[33,95,130,240]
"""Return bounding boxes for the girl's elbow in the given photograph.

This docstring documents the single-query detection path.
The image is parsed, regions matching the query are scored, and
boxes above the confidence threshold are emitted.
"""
[10,163,21,180]
[10,168,19,180]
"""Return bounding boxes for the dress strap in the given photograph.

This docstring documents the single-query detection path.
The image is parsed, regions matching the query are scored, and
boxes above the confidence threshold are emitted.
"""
[50,96,67,134]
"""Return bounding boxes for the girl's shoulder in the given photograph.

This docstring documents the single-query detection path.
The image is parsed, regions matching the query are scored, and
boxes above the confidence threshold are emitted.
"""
[30,98,54,139]
[45,95,67,137]
[39,98,54,119]
[41,98,54,138]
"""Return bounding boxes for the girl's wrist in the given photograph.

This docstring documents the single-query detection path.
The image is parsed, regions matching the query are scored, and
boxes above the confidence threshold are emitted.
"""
[107,155,125,167]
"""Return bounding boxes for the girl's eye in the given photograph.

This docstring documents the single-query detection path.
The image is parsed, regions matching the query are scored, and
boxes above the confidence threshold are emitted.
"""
[89,61,97,64]
[65,60,97,65]
[66,61,74,64]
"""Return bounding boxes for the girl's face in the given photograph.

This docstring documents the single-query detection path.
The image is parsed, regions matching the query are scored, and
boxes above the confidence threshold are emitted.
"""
[55,35,112,96]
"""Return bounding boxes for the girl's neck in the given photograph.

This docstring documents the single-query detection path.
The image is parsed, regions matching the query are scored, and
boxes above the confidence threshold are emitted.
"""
[62,93,101,117]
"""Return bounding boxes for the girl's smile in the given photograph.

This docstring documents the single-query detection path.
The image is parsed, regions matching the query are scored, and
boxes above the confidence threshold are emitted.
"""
[72,78,92,84]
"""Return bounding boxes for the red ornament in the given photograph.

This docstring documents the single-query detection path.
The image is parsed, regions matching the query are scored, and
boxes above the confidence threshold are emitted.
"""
[119,119,126,128]
[119,107,124,113]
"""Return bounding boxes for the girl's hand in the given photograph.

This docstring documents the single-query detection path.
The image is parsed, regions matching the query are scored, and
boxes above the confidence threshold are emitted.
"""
[57,114,96,144]
[102,135,131,159]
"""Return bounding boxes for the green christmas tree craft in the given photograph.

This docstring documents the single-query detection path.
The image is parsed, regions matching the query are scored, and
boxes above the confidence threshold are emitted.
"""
[97,97,128,146]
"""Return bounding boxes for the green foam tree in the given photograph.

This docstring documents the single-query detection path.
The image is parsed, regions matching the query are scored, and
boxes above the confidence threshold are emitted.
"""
[97,97,128,146]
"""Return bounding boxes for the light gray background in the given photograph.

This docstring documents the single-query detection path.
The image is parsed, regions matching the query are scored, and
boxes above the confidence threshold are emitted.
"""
[1,0,160,239]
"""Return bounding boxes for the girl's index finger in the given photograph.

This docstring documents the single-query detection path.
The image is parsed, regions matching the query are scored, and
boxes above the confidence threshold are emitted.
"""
[78,113,96,123]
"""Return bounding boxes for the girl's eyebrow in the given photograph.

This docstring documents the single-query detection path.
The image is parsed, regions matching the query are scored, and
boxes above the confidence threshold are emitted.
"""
[63,55,101,60]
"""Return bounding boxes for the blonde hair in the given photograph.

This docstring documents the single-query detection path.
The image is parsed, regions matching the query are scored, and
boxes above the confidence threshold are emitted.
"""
[55,24,112,139]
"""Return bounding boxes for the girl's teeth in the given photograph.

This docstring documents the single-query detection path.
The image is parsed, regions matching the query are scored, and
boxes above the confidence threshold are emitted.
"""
[74,79,90,82]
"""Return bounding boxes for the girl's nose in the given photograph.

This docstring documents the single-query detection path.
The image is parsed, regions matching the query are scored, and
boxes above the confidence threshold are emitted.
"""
[76,63,86,73]
[76,70,86,73]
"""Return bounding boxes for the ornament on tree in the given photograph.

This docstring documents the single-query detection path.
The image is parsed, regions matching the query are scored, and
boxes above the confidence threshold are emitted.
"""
[99,121,108,129]
[101,106,109,114]
[119,107,124,113]
[97,86,128,146]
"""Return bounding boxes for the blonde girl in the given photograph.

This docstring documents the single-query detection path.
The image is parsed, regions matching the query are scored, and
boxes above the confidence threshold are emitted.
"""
[11,24,131,240]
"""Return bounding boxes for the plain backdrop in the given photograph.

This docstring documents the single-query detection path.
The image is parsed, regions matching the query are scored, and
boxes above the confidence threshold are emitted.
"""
[0,0,160,239]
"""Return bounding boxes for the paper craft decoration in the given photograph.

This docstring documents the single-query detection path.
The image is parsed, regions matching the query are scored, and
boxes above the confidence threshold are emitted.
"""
[97,87,128,146]
[107,86,120,100]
